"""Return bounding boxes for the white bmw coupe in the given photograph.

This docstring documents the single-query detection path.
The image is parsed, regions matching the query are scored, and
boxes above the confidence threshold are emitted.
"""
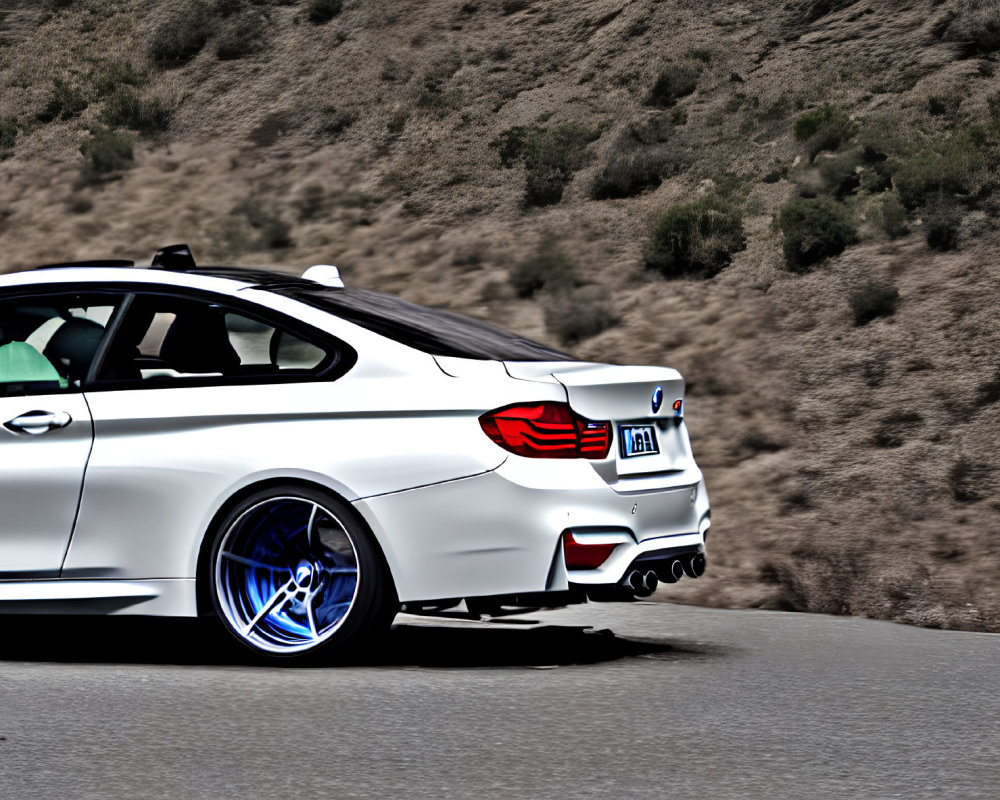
[0,245,710,659]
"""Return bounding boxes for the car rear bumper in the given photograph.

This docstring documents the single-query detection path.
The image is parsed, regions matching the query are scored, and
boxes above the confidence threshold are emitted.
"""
[352,457,710,604]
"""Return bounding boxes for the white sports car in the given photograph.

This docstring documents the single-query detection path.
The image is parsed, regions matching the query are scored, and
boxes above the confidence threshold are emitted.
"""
[0,245,710,659]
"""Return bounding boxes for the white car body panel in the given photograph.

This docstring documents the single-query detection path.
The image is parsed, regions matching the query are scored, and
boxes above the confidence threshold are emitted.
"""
[0,393,93,575]
[0,265,711,617]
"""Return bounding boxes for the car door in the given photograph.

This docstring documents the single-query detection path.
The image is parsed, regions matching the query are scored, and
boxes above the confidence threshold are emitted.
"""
[0,291,120,576]
[65,290,352,580]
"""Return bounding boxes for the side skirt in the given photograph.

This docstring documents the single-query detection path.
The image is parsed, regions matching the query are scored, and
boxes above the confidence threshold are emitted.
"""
[0,579,197,616]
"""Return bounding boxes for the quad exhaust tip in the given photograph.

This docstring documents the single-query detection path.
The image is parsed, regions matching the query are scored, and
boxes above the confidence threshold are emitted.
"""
[656,559,685,584]
[623,569,659,598]
[682,553,707,579]
[614,553,707,600]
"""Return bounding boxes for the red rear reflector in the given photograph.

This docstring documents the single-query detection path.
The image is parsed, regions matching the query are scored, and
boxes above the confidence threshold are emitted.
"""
[479,402,611,459]
[563,532,618,570]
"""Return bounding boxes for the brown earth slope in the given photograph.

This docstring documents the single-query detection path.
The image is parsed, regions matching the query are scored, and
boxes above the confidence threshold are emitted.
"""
[0,0,997,630]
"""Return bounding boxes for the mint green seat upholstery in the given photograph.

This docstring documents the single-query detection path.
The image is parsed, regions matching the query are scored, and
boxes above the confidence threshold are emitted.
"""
[0,340,66,388]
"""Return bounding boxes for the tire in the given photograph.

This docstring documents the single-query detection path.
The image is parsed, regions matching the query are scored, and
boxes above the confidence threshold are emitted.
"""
[209,484,396,660]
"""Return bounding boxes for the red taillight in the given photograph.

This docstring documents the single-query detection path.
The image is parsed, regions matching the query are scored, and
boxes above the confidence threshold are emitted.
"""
[563,532,618,569]
[479,402,611,459]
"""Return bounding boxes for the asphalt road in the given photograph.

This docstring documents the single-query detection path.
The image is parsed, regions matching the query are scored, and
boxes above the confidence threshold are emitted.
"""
[0,603,997,800]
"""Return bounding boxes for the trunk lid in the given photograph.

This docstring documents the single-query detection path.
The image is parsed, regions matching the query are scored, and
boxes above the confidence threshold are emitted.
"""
[504,361,694,478]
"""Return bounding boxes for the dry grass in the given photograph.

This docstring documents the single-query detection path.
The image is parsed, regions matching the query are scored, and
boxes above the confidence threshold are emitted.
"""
[0,0,998,631]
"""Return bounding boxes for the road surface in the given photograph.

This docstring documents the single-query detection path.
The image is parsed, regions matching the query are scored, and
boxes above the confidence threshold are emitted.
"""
[0,603,997,799]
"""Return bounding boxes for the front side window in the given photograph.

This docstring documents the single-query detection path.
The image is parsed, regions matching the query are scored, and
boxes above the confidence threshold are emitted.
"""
[96,293,343,387]
[0,294,118,397]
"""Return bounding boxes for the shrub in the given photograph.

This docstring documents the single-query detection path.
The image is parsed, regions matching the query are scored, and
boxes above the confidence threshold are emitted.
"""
[522,167,565,207]
[415,74,452,110]
[794,105,848,140]
[939,1,1000,56]
[318,106,353,137]
[976,373,1000,406]
[101,88,173,136]
[735,430,784,456]
[492,123,596,207]
[778,196,857,271]
[785,0,853,24]
[645,62,700,108]
[590,133,672,200]
[66,194,93,214]
[509,237,576,298]
[816,150,862,198]
[36,78,88,123]
[235,200,293,248]
[149,1,214,66]
[858,152,893,194]
[875,193,909,238]
[213,0,245,15]
[794,105,856,160]
[872,410,921,447]
[949,457,993,503]
[893,134,986,209]
[923,197,962,251]
[307,0,342,24]
[80,128,134,179]
[528,124,595,171]
[386,108,409,134]
[857,114,915,162]
[645,196,746,279]
[850,280,900,326]
[988,92,1000,127]
[294,183,326,220]
[90,60,148,98]
[0,117,18,150]
[927,93,961,118]
[260,217,293,249]
[543,285,618,345]
[501,0,529,14]
[215,12,267,59]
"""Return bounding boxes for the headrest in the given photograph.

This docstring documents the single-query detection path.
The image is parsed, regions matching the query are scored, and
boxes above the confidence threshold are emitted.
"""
[42,317,106,382]
[160,308,240,374]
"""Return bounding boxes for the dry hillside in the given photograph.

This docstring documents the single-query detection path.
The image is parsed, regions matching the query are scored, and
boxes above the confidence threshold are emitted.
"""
[1,0,998,630]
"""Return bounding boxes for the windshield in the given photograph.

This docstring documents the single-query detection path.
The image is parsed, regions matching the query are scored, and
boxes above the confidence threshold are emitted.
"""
[271,286,575,362]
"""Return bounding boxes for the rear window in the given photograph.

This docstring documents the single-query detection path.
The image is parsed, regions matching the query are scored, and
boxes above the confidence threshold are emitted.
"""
[273,286,575,362]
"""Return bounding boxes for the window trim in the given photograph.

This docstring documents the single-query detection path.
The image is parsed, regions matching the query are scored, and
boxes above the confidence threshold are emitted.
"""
[87,286,358,392]
[0,284,358,394]
[0,288,126,398]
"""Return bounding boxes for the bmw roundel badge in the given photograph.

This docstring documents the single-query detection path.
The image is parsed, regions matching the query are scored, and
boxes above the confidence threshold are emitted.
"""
[651,385,663,414]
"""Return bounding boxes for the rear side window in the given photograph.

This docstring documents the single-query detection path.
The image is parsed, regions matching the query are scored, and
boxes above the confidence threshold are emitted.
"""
[96,293,346,387]
[273,286,575,362]
[0,294,118,397]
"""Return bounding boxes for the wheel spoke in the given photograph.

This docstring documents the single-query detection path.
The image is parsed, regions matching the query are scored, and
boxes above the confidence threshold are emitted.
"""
[322,566,358,576]
[222,551,285,572]
[243,577,295,636]
[305,595,319,640]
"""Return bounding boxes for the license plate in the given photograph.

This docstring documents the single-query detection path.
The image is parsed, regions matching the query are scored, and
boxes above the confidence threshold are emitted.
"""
[619,424,659,458]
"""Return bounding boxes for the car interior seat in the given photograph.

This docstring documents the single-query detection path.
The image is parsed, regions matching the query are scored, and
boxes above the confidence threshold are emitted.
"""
[42,317,107,385]
[160,307,241,374]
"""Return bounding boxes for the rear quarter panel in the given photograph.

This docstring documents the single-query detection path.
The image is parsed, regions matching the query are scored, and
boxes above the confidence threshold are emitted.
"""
[65,352,564,581]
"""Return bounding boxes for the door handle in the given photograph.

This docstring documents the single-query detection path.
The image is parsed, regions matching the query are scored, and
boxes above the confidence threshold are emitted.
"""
[3,410,73,435]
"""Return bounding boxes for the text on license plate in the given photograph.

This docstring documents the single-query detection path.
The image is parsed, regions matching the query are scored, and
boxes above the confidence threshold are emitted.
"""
[619,424,659,458]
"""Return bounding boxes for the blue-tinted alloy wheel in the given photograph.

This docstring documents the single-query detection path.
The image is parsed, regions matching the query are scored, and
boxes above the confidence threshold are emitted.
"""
[214,496,361,655]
